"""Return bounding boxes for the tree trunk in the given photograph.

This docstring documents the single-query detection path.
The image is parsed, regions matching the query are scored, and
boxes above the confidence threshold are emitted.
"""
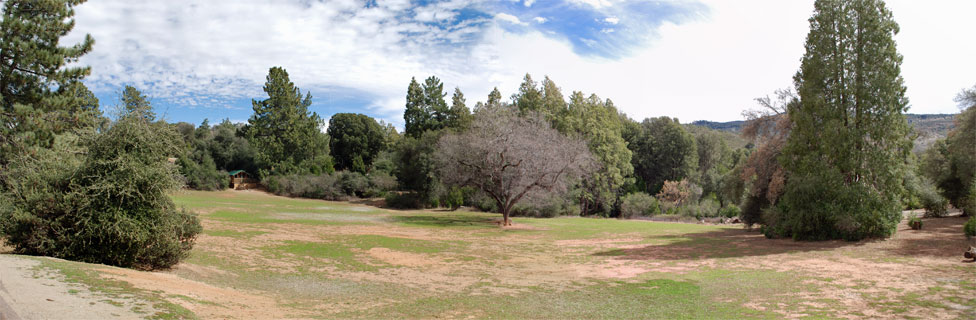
[502,208,511,226]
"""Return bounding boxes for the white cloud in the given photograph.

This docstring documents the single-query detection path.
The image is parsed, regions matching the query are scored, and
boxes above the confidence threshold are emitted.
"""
[62,0,976,127]
[568,0,613,9]
[604,17,619,24]
[524,0,536,8]
[494,12,527,26]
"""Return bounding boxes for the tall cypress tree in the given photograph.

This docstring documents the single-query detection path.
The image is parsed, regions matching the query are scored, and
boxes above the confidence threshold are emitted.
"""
[777,0,911,240]
[0,0,99,167]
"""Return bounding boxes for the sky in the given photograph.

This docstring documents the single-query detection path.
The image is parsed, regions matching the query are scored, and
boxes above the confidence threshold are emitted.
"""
[63,0,976,127]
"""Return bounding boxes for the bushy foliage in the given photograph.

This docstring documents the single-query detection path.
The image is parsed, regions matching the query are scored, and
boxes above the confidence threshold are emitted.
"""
[244,67,333,178]
[620,192,660,219]
[964,216,976,239]
[327,113,386,173]
[908,215,922,230]
[266,170,394,201]
[0,108,201,270]
[440,186,464,210]
[510,194,577,218]
[675,199,721,219]
[628,117,698,194]
[173,119,256,191]
[718,205,741,219]
[177,154,226,191]
[773,174,902,240]
[918,180,948,218]
[393,132,441,206]
[656,180,701,213]
[777,0,911,240]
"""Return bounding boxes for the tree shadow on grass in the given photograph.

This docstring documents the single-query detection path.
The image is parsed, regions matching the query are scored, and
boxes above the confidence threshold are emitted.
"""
[886,215,973,259]
[593,227,871,260]
[389,214,499,228]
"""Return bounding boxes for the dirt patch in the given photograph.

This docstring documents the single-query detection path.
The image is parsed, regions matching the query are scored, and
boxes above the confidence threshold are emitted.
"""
[366,248,435,267]
[97,267,287,319]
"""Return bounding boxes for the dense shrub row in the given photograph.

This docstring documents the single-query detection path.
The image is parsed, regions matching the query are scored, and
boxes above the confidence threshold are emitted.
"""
[265,171,397,200]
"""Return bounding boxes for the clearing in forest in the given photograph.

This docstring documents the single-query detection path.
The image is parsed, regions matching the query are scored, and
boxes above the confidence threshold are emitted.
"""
[2,190,974,319]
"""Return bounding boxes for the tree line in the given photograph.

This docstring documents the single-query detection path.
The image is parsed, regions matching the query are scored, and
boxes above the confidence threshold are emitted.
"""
[2,0,974,272]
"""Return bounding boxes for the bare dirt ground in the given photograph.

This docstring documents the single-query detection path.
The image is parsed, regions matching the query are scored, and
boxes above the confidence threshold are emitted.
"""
[0,255,151,320]
[2,191,973,319]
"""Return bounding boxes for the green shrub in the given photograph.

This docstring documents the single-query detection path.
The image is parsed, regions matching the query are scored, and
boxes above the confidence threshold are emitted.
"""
[440,187,464,210]
[266,173,345,200]
[367,172,398,197]
[908,214,923,230]
[337,171,370,197]
[675,199,721,219]
[917,177,948,217]
[620,192,660,219]
[177,154,227,191]
[964,216,976,239]
[511,195,576,218]
[718,205,741,219]
[0,112,201,270]
[772,173,900,241]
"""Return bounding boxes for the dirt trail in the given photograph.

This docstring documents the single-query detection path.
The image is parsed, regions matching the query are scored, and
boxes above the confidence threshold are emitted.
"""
[0,255,147,320]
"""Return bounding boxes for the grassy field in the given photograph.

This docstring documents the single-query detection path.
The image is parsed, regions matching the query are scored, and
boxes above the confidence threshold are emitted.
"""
[17,190,976,319]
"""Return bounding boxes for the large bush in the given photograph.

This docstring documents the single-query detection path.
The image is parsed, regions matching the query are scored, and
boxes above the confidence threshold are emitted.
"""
[266,170,397,201]
[0,111,201,270]
[620,193,660,219]
[964,216,976,239]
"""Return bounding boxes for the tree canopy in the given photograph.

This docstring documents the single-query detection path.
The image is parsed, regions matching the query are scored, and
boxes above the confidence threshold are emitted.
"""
[327,113,385,173]
[436,106,593,226]
[776,0,911,240]
[244,67,331,177]
[0,0,99,167]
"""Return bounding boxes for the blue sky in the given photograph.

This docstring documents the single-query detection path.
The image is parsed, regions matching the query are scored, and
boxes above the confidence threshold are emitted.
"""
[68,0,976,128]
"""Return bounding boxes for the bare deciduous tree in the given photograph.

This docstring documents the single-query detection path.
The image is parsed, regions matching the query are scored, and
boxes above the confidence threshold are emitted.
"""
[435,107,593,226]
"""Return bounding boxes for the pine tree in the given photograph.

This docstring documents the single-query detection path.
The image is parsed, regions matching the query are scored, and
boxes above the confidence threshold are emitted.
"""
[446,87,471,129]
[513,73,542,114]
[403,76,449,137]
[777,0,911,240]
[403,77,425,138]
[487,87,502,108]
[0,0,99,167]
[245,67,331,177]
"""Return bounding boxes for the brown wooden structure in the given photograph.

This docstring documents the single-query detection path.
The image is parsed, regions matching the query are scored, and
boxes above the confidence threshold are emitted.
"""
[228,170,256,190]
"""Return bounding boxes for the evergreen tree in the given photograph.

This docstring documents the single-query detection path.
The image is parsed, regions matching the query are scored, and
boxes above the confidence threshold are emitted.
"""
[446,87,472,129]
[403,76,449,137]
[0,0,99,167]
[403,77,425,138]
[777,0,911,240]
[423,75,449,128]
[327,113,385,173]
[629,117,698,194]
[244,67,331,177]
[541,76,567,123]
[120,85,154,121]
[487,87,502,108]
[559,92,634,215]
[512,73,543,114]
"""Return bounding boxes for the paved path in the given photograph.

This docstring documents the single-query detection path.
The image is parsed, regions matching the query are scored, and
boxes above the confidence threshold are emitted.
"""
[0,255,144,320]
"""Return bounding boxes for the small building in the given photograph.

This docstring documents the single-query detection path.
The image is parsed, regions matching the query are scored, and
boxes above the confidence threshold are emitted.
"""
[228,170,256,190]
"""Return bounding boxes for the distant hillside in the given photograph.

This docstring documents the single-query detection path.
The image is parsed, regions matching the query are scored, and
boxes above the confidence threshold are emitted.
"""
[690,113,958,153]
[692,113,956,136]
